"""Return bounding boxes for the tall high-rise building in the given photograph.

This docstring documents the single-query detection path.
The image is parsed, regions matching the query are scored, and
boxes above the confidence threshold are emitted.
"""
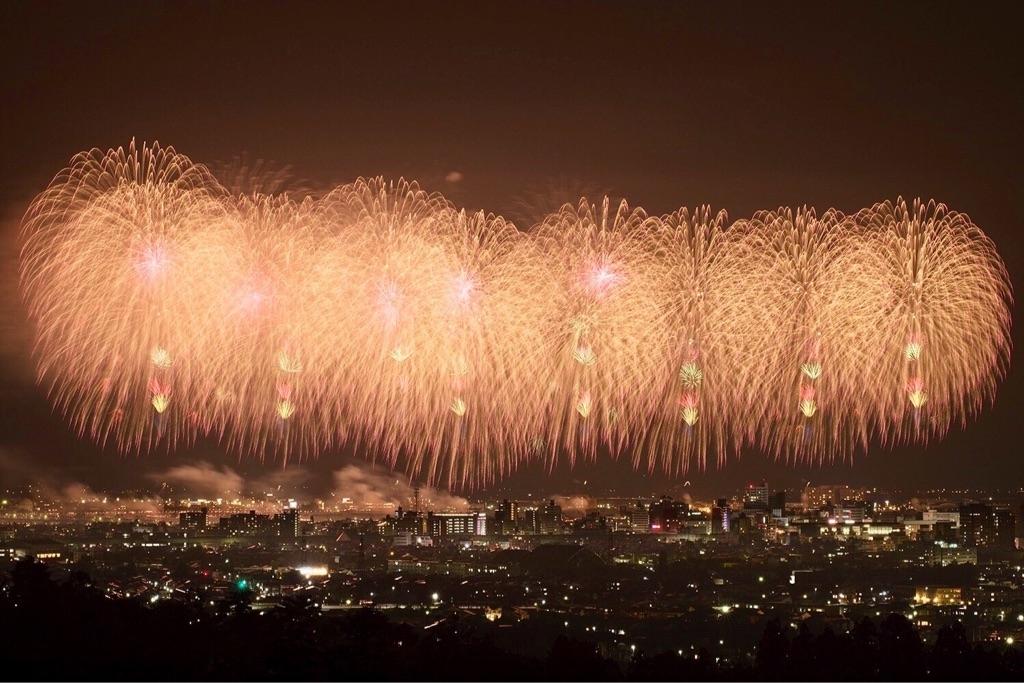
[522,507,539,534]
[179,507,207,530]
[276,509,299,540]
[538,500,563,535]
[959,502,992,547]
[494,499,520,533]
[958,503,1015,548]
[712,499,731,534]
[649,496,689,532]
[993,507,1015,549]
[630,501,651,532]
[743,482,769,511]
[393,507,428,535]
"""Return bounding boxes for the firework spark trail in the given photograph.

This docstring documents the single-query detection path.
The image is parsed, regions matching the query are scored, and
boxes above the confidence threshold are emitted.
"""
[17,142,1014,487]
[735,208,851,462]
[632,205,735,474]
[19,143,228,454]
[860,199,1013,443]
[531,198,668,468]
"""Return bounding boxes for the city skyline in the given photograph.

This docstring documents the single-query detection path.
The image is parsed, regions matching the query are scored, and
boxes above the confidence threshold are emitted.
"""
[1,2,1020,497]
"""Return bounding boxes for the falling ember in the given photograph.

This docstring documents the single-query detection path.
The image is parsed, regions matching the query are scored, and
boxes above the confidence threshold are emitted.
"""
[450,397,467,416]
[678,392,699,410]
[907,377,928,408]
[570,315,591,336]
[573,345,597,366]
[390,345,413,362]
[150,347,173,369]
[575,390,592,418]
[904,339,923,361]
[450,356,470,377]
[151,394,170,413]
[277,399,295,420]
[147,377,170,397]
[277,350,302,373]
[799,400,817,418]
[800,362,822,380]
[679,362,703,388]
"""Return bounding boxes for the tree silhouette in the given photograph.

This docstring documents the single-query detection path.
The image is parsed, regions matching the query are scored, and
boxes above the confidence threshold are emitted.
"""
[546,635,623,681]
[755,617,791,678]
[930,621,973,681]
[879,613,925,680]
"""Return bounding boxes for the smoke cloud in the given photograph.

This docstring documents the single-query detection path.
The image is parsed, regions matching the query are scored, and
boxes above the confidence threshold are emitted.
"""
[147,460,469,512]
[330,464,469,511]
[47,482,162,514]
[149,461,314,500]
[551,495,595,512]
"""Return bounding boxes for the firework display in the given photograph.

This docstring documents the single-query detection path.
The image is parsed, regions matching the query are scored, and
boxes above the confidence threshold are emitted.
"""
[18,142,1013,486]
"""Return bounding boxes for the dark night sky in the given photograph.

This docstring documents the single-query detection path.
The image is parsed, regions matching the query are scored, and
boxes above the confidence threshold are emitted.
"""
[0,1,1021,500]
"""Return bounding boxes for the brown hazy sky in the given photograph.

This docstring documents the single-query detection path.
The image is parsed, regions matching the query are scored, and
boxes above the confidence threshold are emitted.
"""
[1,1,1020,498]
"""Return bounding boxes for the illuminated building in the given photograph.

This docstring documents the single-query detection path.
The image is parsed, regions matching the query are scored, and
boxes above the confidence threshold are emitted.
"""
[392,507,428,535]
[219,510,272,535]
[537,500,563,535]
[959,503,1016,548]
[517,500,564,535]
[179,507,207,530]
[712,499,730,534]
[427,511,487,537]
[803,485,851,511]
[493,499,520,534]
[648,496,689,532]
[275,509,299,539]
[743,482,768,511]
[630,501,650,532]
[522,507,538,533]
[922,509,960,526]
[832,502,866,524]
[900,541,977,566]
[915,586,963,605]
[993,507,1016,549]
